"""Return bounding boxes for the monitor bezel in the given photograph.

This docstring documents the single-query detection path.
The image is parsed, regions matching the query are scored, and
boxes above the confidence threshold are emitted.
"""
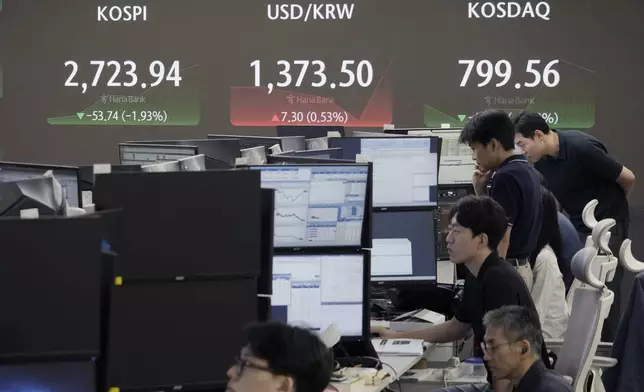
[328,136,442,211]
[271,250,371,343]
[249,162,373,251]
[0,161,82,208]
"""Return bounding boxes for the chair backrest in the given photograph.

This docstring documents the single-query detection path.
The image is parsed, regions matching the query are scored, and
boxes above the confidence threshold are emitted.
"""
[567,219,617,309]
[582,199,599,231]
[619,239,644,274]
[556,247,614,392]
[591,218,615,256]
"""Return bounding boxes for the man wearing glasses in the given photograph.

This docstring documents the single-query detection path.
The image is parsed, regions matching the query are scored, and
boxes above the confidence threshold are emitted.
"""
[226,322,333,392]
[481,306,571,391]
[373,196,550,392]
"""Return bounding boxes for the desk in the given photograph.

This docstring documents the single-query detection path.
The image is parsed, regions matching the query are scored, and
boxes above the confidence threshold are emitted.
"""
[330,339,425,392]
[369,354,423,392]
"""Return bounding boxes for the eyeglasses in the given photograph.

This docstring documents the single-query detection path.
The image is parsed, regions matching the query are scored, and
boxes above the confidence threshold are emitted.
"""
[231,357,273,380]
[480,341,513,354]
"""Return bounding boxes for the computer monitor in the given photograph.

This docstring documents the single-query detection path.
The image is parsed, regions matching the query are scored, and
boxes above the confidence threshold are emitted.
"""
[207,134,306,153]
[273,148,344,160]
[386,128,474,185]
[371,210,438,282]
[271,253,366,338]
[118,143,198,166]
[276,125,345,138]
[0,161,81,207]
[0,217,102,361]
[430,129,475,185]
[141,160,181,172]
[178,154,206,171]
[78,164,141,192]
[328,136,441,208]
[0,361,96,392]
[107,279,257,391]
[249,164,369,248]
[93,170,264,280]
[0,177,66,217]
[125,139,241,169]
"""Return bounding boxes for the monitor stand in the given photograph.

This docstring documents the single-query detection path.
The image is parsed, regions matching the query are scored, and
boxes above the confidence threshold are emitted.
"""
[333,338,382,369]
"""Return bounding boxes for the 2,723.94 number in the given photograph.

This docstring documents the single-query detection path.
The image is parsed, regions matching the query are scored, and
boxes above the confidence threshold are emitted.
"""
[64,60,183,93]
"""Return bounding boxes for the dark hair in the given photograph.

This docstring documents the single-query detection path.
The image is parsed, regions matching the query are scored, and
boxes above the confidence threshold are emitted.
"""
[530,186,564,268]
[512,111,551,138]
[483,305,543,357]
[458,109,515,150]
[449,195,508,250]
[246,322,333,392]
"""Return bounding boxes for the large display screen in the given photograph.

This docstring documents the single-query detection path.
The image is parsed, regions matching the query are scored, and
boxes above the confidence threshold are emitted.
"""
[0,1,641,173]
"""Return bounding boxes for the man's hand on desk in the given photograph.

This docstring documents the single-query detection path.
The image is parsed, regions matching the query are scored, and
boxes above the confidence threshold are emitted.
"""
[370,326,403,339]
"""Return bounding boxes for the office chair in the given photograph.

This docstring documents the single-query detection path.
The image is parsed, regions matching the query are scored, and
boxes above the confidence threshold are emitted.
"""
[553,247,617,392]
[582,199,600,247]
[566,218,618,310]
[601,240,644,392]
[581,199,613,256]
[618,239,644,274]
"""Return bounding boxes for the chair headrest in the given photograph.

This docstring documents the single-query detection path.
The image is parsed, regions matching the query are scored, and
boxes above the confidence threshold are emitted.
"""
[591,218,615,254]
[582,199,599,229]
[571,247,605,289]
[619,239,644,274]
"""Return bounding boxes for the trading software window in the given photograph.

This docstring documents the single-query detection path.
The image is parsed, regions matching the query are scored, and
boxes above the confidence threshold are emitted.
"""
[271,254,363,336]
[360,138,438,207]
[255,165,368,247]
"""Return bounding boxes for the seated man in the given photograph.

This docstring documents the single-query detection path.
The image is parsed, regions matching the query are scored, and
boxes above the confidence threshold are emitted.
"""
[226,321,333,392]
[529,186,569,339]
[482,305,572,391]
[374,196,551,392]
[557,211,583,293]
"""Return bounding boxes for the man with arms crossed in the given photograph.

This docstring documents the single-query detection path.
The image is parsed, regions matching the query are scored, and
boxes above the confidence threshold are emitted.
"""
[459,110,543,290]
[513,111,635,341]
[374,196,550,392]
[482,305,571,392]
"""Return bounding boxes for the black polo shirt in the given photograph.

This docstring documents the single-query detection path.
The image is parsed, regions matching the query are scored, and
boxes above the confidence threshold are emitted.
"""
[489,155,543,258]
[535,130,629,234]
[455,252,550,385]
[513,361,572,392]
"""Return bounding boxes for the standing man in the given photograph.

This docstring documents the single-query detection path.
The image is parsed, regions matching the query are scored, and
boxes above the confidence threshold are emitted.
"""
[459,109,543,289]
[513,111,635,341]
[373,196,551,392]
